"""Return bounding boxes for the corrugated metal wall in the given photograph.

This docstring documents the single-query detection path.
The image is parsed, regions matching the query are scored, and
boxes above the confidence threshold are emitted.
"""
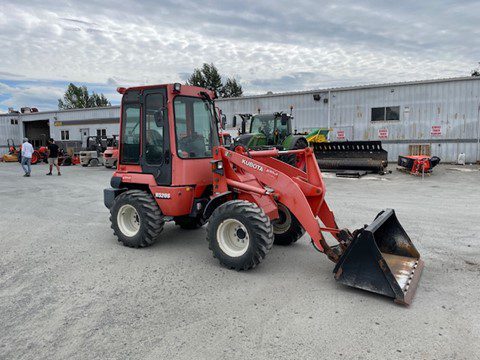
[2,78,479,162]
[0,107,121,155]
[54,106,120,143]
[0,114,22,156]
[217,78,480,162]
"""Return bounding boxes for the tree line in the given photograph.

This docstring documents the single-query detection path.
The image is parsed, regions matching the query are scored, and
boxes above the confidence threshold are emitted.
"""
[58,63,243,109]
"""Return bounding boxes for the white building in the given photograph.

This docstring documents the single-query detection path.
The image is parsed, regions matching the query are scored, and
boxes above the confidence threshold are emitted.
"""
[0,106,120,152]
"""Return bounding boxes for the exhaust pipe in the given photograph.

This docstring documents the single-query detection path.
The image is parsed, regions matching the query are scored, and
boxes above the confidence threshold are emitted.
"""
[333,209,424,305]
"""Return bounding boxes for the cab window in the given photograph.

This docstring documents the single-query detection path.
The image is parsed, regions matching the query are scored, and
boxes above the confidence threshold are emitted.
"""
[174,96,216,158]
[120,104,141,163]
[145,93,165,165]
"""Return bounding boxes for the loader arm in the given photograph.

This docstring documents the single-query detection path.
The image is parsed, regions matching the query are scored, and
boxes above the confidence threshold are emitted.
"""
[212,146,344,261]
[212,145,424,305]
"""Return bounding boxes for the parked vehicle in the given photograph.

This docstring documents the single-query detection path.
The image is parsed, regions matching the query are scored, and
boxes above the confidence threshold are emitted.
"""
[104,83,424,305]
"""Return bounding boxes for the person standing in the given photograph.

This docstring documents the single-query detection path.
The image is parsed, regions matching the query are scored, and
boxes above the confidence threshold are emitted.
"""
[46,138,61,176]
[21,137,34,177]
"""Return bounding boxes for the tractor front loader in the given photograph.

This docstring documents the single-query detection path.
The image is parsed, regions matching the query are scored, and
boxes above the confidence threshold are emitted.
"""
[104,83,424,305]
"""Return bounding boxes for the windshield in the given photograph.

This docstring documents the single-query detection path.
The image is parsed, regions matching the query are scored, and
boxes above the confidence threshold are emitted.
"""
[174,96,217,158]
[250,115,274,136]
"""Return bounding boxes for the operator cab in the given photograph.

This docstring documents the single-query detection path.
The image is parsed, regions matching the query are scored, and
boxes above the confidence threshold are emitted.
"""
[249,113,291,145]
[117,83,219,186]
[234,112,292,148]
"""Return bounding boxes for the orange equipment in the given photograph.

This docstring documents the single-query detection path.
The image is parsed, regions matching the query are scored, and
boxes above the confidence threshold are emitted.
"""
[398,155,441,175]
[2,139,19,162]
[104,135,119,169]
[103,84,424,305]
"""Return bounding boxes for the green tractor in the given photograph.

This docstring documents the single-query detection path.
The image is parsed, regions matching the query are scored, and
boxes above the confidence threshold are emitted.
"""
[232,112,309,153]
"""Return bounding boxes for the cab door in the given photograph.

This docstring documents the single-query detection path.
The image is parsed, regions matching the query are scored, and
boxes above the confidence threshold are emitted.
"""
[141,89,171,185]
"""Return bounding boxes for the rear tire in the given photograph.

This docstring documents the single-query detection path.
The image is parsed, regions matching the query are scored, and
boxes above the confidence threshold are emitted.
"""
[279,137,308,168]
[272,203,305,245]
[89,158,99,167]
[174,215,205,230]
[207,200,274,270]
[110,190,165,248]
[293,137,308,150]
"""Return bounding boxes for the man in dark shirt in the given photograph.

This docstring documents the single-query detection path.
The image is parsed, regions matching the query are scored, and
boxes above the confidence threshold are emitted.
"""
[46,138,61,176]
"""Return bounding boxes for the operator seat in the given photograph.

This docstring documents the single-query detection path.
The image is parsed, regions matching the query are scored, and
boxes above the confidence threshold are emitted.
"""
[145,129,164,163]
[178,132,206,158]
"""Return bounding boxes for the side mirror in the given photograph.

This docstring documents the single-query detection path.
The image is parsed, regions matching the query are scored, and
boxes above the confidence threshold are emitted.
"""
[154,108,165,127]
[232,115,237,128]
[221,114,227,129]
[281,113,288,126]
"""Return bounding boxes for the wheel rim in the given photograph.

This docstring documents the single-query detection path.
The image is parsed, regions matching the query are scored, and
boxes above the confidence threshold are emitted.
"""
[117,204,140,237]
[272,203,292,235]
[216,218,250,257]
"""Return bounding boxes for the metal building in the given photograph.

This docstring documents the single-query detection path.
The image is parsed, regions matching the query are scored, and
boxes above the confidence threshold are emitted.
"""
[1,76,479,162]
[0,106,120,154]
[217,76,480,163]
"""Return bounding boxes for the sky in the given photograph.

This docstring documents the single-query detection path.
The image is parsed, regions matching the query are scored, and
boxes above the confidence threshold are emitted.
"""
[0,0,479,112]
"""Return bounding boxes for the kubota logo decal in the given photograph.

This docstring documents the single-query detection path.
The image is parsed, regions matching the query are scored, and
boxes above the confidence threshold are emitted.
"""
[155,193,171,199]
[241,158,264,172]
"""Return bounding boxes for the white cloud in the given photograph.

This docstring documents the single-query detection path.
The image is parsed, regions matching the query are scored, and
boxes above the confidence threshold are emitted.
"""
[0,82,65,109]
[0,0,478,110]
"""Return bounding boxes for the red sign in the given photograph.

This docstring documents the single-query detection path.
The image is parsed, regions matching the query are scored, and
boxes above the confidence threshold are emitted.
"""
[378,128,388,139]
[336,130,345,140]
[431,125,442,136]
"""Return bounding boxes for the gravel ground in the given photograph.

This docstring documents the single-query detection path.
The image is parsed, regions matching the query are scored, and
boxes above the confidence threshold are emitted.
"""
[0,161,479,359]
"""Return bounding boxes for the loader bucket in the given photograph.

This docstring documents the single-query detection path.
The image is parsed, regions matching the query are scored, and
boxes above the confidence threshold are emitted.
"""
[333,209,424,305]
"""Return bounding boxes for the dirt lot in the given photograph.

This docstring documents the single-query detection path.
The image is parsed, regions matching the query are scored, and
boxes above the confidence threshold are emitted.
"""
[0,162,479,359]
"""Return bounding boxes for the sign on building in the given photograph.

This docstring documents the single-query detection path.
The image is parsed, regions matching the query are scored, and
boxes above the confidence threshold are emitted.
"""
[336,130,345,140]
[431,125,442,136]
[378,128,388,139]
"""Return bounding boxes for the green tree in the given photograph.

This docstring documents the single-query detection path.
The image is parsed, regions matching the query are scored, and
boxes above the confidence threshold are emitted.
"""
[58,83,111,109]
[187,68,207,88]
[471,62,480,77]
[187,63,223,93]
[221,77,243,98]
[89,92,111,107]
[187,63,242,97]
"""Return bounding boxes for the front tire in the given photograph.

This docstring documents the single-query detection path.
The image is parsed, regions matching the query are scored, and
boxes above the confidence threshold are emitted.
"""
[110,190,165,248]
[272,203,305,245]
[207,200,274,270]
[89,158,99,167]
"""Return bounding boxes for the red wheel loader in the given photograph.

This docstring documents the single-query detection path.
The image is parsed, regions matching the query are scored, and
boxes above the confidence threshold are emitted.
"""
[104,83,424,305]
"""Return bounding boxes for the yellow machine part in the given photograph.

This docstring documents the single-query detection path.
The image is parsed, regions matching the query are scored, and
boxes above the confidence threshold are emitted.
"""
[305,128,331,144]
[2,154,19,162]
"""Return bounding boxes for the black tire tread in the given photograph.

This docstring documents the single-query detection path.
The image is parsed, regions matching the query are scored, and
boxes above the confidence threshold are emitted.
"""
[110,189,164,248]
[273,210,305,246]
[206,200,274,270]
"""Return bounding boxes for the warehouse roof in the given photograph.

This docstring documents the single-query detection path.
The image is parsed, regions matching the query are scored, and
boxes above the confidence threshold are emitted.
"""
[0,105,121,117]
[215,76,480,101]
